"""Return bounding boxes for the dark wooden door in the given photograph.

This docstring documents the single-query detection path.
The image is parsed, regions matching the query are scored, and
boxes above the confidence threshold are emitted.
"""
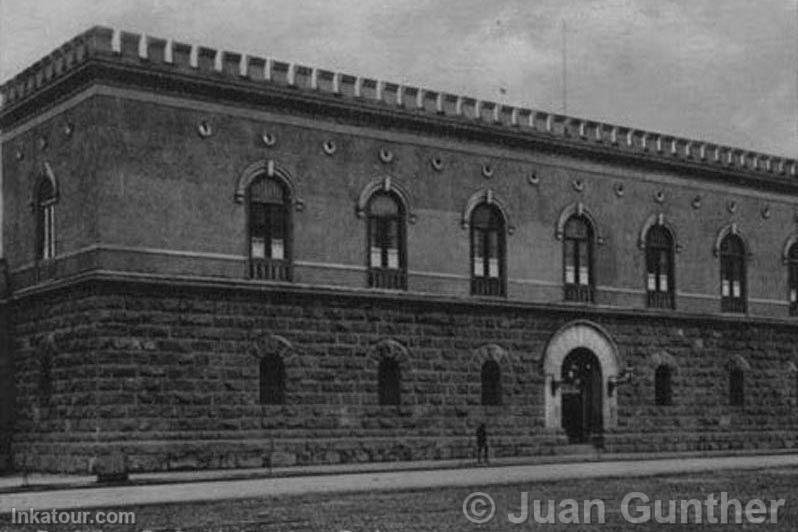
[561,348,603,444]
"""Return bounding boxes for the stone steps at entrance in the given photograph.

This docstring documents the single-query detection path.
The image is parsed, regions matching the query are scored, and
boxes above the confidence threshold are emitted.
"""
[554,444,599,456]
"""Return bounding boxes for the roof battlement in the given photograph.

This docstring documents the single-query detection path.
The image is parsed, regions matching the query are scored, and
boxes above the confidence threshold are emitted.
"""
[1,26,797,179]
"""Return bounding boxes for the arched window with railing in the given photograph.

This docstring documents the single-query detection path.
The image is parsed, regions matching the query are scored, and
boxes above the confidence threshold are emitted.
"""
[35,178,56,260]
[720,234,746,313]
[645,225,675,309]
[248,175,291,281]
[788,243,798,316]
[470,203,506,297]
[563,215,594,302]
[367,192,406,290]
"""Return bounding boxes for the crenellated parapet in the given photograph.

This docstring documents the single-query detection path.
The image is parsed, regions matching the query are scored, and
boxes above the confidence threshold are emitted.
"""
[0,26,114,106]
[2,26,797,180]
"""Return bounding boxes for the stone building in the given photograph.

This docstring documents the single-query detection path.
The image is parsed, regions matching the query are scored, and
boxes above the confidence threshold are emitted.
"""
[1,26,798,473]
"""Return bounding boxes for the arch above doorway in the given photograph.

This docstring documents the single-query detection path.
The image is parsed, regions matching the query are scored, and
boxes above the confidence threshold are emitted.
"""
[542,320,621,434]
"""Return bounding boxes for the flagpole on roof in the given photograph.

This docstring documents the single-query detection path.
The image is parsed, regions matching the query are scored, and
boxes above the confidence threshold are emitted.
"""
[562,18,568,116]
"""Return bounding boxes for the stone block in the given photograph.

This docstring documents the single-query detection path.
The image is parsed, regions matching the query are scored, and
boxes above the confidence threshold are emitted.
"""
[269,451,297,467]
[94,450,128,482]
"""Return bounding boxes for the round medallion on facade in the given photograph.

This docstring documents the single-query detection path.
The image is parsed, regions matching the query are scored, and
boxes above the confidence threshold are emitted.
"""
[761,205,771,219]
[38,136,48,150]
[691,195,702,209]
[481,163,494,178]
[63,122,74,137]
[654,190,665,204]
[261,132,277,147]
[14,147,24,161]
[322,139,336,155]
[197,121,213,138]
[527,172,540,186]
[613,183,625,197]
[727,200,737,214]
[572,179,584,192]
[430,156,444,171]
[379,147,394,163]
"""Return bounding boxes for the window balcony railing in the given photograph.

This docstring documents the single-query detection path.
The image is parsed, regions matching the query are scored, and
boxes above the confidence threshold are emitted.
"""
[368,267,407,290]
[647,291,674,309]
[471,277,505,297]
[250,258,292,282]
[564,283,594,303]
[721,297,746,314]
[33,259,57,283]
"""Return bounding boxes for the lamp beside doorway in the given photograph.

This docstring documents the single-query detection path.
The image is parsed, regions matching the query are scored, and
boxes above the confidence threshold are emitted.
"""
[607,366,633,397]
[548,373,561,396]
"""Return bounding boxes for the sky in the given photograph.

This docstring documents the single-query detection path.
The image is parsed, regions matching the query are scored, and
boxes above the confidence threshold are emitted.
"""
[1,0,797,158]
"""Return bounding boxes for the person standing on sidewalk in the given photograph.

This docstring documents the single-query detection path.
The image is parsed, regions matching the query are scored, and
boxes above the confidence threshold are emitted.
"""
[476,423,489,465]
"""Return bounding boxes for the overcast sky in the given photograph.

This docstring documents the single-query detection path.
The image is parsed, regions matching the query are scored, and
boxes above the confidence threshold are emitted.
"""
[2,0,797,158]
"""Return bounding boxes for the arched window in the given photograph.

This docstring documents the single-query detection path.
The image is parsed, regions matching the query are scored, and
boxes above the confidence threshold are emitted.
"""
[470,204,506,296]
[259,353,286,405]
[720,234,746,313]
[729,366,744,406]
[788,243,798,316]
[35,179,56,260]
[645,225,675,309]
[481,360,502,406]
[563,215,594,302]
[654,365,673,406]
[378,357,401,405]
[367,192,406,290]
[249,175,291,281]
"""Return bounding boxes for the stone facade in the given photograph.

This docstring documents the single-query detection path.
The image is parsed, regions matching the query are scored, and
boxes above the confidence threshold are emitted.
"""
[0,264,12,471]
[1,27,798,473]
[7,280,798,472]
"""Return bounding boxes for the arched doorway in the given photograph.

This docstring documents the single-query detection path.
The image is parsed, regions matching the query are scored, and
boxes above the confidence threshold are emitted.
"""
[560,348,603,443]
[543,321,621,444]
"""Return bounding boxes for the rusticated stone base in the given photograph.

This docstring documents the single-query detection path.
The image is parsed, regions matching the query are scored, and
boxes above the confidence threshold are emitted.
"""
[0,296,12,473]
[14,433,568,474]
[7,278,798,473]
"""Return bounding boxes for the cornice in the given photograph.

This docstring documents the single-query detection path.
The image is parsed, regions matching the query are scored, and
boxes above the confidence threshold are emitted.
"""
[5,269,798,330]
[2,26,797,195]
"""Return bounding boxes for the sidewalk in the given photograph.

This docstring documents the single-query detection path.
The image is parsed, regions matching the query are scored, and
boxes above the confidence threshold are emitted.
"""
[1,453,570,492]
[2,452,798,512]
[3,446,796,492]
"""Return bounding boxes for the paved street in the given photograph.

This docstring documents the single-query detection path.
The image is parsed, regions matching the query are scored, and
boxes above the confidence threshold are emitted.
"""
[3,453,798,512]
[1,454,798,530]
[2,464,798,531]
